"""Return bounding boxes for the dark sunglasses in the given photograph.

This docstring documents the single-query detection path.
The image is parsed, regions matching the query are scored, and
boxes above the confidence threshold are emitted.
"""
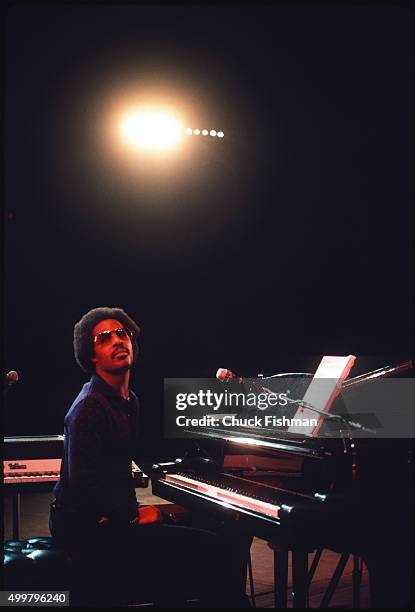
[93,327,132,345]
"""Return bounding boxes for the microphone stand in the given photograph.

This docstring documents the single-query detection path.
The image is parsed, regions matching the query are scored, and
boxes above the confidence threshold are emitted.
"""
[284,396,377,435]
[4,381,16,396]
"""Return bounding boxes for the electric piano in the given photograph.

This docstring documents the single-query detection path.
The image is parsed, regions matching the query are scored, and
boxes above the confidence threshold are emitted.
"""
[4,435,64,490]
[152,360,413,607]
[4,458,62,487]
[3,435,64,539]
[3,434,150,540]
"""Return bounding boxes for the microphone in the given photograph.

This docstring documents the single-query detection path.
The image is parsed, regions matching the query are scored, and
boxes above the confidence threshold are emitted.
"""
[216,368,273,394]
[4,370,19,393]
[216,368,243,385]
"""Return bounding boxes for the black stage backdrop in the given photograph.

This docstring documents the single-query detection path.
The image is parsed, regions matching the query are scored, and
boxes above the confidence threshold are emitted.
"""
[4,5,413,460]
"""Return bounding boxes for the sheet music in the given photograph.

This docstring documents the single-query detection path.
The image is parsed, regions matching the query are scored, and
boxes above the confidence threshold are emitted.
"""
[288,355,356,435]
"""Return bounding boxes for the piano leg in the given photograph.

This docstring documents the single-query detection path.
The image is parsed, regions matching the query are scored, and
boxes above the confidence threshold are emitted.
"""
[291,549,308,608]
[352,555,362,608]
[274,548,288,608]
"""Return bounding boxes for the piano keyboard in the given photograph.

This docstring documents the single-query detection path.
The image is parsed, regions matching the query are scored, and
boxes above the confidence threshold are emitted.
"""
[164,473,280,518]
[3,458,61,484]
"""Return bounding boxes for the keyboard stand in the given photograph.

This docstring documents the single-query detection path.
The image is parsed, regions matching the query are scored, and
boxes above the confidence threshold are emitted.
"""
[11,491,21,540]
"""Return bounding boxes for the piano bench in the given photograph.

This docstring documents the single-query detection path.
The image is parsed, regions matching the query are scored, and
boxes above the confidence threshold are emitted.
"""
[4,539,69,586]
[2,538,138,606]
[3,537,201,607]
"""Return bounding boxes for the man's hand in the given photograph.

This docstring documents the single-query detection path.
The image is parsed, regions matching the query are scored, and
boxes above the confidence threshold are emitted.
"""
[133,505,163,525]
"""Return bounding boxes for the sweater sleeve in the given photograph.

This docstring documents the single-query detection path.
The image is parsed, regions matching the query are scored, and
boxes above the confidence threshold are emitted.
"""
[66,395,110,515]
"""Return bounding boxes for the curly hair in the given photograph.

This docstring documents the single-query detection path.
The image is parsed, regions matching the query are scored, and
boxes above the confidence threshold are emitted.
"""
[73,306,141,373]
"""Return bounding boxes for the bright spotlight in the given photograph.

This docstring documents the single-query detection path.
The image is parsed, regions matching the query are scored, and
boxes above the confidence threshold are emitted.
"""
[217,131,224,138]
[185,128,193,135]
[202,129,208,136]
[120,109,183,151]
[194,129,201,135]
[210,130,217,137]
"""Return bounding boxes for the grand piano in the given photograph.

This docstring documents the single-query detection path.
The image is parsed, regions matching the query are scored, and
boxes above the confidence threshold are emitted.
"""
[152,358,413,608]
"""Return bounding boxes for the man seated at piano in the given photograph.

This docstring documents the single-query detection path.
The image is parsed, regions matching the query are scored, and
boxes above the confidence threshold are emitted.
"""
[50,306,251,607]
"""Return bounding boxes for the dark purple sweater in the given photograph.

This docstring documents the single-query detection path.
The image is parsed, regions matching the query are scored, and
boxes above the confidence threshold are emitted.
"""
[53,374,140,522]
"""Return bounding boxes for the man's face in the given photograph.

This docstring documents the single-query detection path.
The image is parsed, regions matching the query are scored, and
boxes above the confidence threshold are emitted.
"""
[91,318,133,373]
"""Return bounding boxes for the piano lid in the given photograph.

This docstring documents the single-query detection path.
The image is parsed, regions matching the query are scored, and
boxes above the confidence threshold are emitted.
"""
[4,435,64,443]
[183,359,413,449]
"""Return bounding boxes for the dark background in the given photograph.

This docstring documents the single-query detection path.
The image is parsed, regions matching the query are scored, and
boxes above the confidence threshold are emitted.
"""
[4,5,413,458]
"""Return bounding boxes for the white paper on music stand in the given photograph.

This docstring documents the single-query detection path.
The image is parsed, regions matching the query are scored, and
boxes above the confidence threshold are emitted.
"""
[288,355,356,435]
